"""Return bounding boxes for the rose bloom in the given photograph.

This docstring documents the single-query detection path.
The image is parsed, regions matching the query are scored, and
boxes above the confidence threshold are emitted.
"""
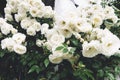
[48,33,65,47]
[21,18,36,29]
[43,6,54,18]
[58,29,72,38]
[82,40,101,58]
[12,33,26,44]
[14,44,27,54]
[1,38,16,52]
[41,23,49,34]
[5,14,13,21]
[91,15,103,27]
[101,29,120,56]
[15,13,27,22]
[27,27,36,36]
[32,22,41,32]
[11,28,18,34]
[49,53,63,64]
[1,23,13,35]
[30,7,39,17]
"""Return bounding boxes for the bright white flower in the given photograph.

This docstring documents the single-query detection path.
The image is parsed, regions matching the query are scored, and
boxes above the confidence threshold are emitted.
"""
[1,24,13,35]
[82,40,101,58]
[4,7,12,14]
[58,29,72,38]
[36,39,45,47]
[30,7,39,17]
[41,23,49,34]
[55,16,69,30]
[91,15,103,27]
[101,29,120,56]
[110,15,118,23]
[21,18,35,29]
[104,6,115,15]
[18,2,30,14]
[32,22,41,32]
[77,22,92,33]
[14,44,27,54]
[7,0,19,13]
[1,38,16,51]
[89,28,104,40]
[5,14,13,21]
[12,33,26,44]
[48,33,65,47]
[27,27,36,36]
[45,29,58,39]
[0,18,6,26]
[43,6,54,18]
[15,13,27,22]
[11,28,18,34]
[49,52,63,64]
[29,0,44,8]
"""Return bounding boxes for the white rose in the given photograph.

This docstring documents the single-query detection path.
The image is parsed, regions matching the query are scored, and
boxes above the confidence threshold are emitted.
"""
[77,22,92,33]
[45,29,58,39]
[58,29,72,38]
[29,0,44,8]
[27,27,36,36]
[48,33,65,47]
[101,29,120,56]
[91,15,103,27]
[5,14,13,21]
[14,44,27,54]
[0,18,6,26]
[21,18,35,29]
[82,40,101,58]
[32,22,41,32]
[18,2,30,14]
[1,24,13,35]
[12,33,26,44]
[43,6,54,18]
[49,53,63,64]
[30,7,39,17]
[15,13,27,22]
[4,7,12,14]
[11,28,18,34]
[41,23,49,34]
[1,38,16,51]
[36,39,45,47]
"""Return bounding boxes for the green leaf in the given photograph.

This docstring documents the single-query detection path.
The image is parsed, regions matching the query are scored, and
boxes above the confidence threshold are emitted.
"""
[56,46,64,51]
[107,73,115,80]
[62,48,68,53]
[0,52,5,58]
[97,70,104,77]
[44,59,49,67]
[28,65,40,74]
[69,48,76,54]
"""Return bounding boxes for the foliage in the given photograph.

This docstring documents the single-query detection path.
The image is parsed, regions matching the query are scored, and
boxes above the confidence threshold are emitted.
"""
[0,0,120,80]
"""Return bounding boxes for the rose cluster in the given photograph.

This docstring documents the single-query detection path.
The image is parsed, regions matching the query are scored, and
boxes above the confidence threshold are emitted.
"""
[0,0,120,65]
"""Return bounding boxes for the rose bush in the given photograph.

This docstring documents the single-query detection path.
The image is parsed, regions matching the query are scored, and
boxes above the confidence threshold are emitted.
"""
[0,0,120,80]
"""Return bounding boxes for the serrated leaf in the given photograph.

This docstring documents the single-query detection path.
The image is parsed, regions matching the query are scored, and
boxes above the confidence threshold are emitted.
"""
[44,59,49,67]
[56,46,64,51]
